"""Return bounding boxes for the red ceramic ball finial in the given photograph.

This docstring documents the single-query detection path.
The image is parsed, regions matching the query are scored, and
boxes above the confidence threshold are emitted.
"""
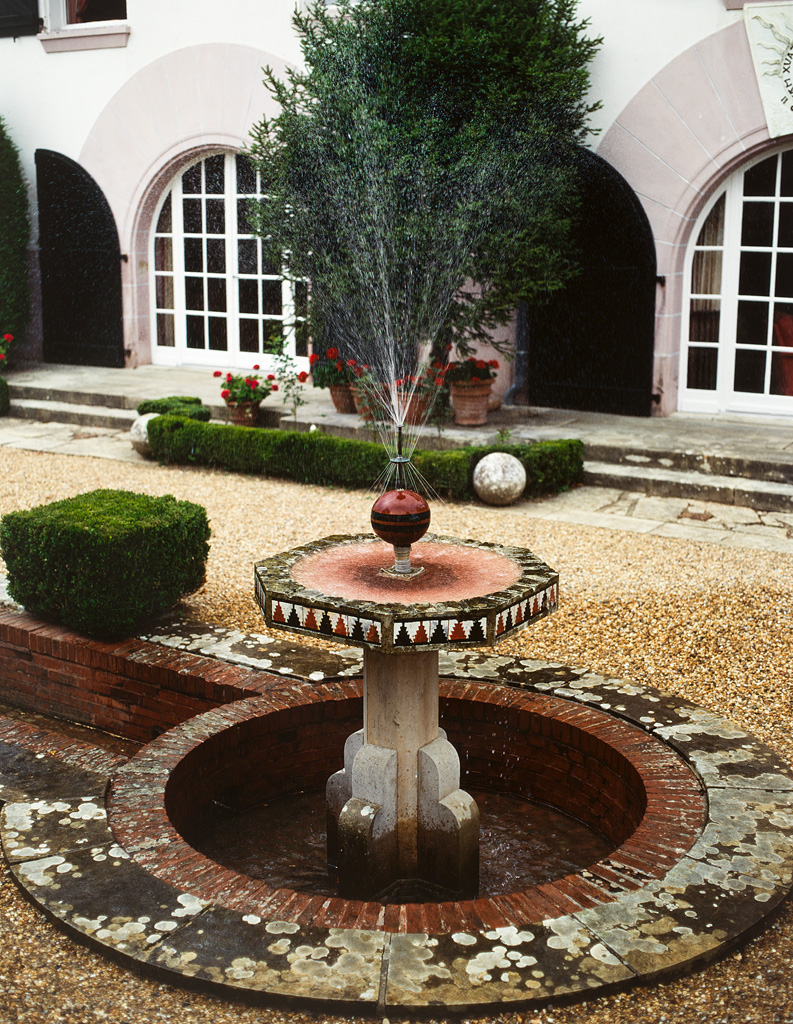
[370,489,431,547]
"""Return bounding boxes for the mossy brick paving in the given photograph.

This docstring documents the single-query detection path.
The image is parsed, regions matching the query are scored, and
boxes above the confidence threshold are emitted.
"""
[0,625,791,1012]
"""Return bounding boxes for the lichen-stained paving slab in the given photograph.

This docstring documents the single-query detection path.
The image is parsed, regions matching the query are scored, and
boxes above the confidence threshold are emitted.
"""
[384,921,634,1007]
[141,912,384,1005]
[2,796,112,863]
[7,829,207,958]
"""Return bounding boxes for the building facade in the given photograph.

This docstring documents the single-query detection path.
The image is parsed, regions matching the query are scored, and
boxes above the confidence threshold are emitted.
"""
[2,0,793,417]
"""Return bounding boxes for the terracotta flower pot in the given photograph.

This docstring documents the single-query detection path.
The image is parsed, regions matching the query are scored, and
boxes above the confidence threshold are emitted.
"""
[329,383,357,414]
[402,392,430,426]
[226,400,259,426]
[449,380,493,426]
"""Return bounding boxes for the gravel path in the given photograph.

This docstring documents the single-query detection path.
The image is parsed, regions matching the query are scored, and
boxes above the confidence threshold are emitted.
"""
[1,446,792,1024]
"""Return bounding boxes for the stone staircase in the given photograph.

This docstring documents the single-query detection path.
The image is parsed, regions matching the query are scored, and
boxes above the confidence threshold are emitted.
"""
[4,368,793,512]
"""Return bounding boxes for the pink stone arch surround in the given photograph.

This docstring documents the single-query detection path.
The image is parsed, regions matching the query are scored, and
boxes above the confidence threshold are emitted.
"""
[598,21,785,414]
[78,44,287,365]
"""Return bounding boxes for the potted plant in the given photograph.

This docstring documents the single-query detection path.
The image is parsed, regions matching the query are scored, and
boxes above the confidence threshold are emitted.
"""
[213,366,278,426]
[308,346,358,413]
[446,356,499,426]
[394,361,449,425]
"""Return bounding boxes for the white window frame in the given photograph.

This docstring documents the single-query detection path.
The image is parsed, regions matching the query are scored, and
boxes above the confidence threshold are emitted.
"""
[150,151,308,372]
[680,149,793,417]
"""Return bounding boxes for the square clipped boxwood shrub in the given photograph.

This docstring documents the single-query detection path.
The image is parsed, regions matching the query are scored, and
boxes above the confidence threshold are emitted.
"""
[0,489,210,639]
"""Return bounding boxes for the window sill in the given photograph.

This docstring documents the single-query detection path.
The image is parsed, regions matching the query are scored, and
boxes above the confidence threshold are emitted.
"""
[38,21,130,52]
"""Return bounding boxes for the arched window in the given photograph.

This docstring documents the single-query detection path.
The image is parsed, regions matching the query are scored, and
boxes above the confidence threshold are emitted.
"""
[151,152,307,368]
[681,150,793,415]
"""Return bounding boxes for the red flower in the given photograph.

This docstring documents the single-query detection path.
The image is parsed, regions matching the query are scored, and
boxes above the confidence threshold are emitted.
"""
[336,361,344,372]
[326,346,339,360]
[297,371,308,383]
[476,360,487,369]
[434,376,443,385]
[221,389,230,399]
[0,354,5,361]
[488,359,499,369]
[226,373,233,383]
[253,364,260,370]
[346,359,356,367]
[266,374,275,381]
[309,353,320,365]
[213,370,222,377]
[250,380,259,388]
[2,334,12,342]
[271,384,279,392]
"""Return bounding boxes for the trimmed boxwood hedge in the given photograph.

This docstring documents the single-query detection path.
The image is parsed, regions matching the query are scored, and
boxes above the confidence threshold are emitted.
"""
[136,395,211,421]
[0,489,210,639]
[147,415,583,499]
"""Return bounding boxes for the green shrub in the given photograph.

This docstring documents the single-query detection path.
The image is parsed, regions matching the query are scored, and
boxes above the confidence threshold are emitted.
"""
[0,118,30,342]
[147,416,583,499]
[0,489,210,639]
[136,396,211,421]
[0,376,8,416]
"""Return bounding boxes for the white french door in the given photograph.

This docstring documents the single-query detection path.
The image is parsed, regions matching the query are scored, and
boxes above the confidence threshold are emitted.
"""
[151,152,307,369]
[681,149,793,416]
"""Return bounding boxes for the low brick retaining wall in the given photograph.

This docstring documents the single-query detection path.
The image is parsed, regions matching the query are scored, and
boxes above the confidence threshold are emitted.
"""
[0,609,283,744]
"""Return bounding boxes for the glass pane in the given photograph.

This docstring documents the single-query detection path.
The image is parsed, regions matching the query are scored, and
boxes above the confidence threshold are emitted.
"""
[771,350,793,395]
[295,317,309,358]
[239,319,260,352]
[206,198,225,235]
[183,198,203,234]
[237,198,254,235]
[186,315,205,349]
[736,300,769,346]
[185,277,204,311]
[236,155,257,195]
[697,193,725,246]
[156,312,175,348]
[689,298,720,344]
[156,193,172,233]
[739,251,771,296]
[691,249,722,294]
[782,151,793,197]
[262,280,282,316]
[778,203,793,247]
[207,239,226,274]
[775,252,793,297]
[184,238,203,273]
[741,203,774,247]
[207,278,227,312]
[773,307,793,346]
[238,239,258,274]
[155,275,174,310]
[744,155,777,197]
[239,280,259,314]
[733,349,766,392]
[183,163,202,194]
[154,236,173,272]
[205,154,225,194]
[261,246,280,276]
[208,317,228,351]
[262,320,281,349]
[687,346,717,390]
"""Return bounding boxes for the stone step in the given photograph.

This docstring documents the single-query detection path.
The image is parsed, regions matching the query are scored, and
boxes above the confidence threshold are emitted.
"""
[585,442,793,485]
[8,398,138,429]
[583,460,793,512]
[8,383,136,409]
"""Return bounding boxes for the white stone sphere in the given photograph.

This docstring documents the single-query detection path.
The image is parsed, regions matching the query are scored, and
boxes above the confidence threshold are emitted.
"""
[473,452,527,506]
[130,413,159,457]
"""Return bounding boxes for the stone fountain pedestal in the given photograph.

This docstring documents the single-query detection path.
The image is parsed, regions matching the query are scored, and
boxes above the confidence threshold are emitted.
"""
[255,533,558,901]
[326,648,479,899]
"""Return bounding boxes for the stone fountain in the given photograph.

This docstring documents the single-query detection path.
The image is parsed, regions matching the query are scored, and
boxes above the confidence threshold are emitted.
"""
[254,455,558,902]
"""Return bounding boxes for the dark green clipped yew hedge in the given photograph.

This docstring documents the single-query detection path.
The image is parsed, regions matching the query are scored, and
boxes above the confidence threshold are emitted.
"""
[147,415,583,499]
[136,395,211,421]
[0,489,210,639]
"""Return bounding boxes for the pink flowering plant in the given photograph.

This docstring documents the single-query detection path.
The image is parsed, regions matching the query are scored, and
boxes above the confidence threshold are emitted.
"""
[0,332,13,371]
[213,365,278,404]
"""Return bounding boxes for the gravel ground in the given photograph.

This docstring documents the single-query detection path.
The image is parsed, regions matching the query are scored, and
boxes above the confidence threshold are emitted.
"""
[1,446,792,1024]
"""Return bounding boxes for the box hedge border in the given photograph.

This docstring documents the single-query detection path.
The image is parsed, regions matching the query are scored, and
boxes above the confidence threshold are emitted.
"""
[147,415,583,500]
